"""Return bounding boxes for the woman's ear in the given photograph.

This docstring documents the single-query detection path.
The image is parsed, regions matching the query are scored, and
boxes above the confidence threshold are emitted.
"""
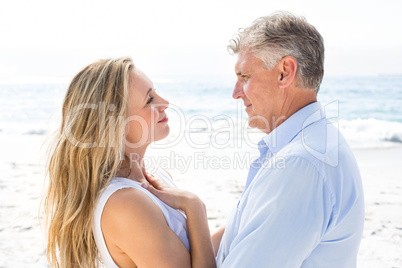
[278,56,297,88]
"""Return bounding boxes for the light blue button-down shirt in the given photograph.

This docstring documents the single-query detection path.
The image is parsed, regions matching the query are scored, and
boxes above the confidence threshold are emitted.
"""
[216,102,364,268]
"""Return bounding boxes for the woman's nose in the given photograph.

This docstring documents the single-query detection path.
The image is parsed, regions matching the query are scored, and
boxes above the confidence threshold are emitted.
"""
[158,95,169,111]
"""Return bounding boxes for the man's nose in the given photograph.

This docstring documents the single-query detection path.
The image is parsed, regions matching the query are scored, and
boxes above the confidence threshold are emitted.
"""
[232,80,244,99]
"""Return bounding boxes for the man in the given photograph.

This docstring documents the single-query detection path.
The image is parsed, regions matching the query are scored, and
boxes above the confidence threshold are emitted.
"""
[214,12,364,267]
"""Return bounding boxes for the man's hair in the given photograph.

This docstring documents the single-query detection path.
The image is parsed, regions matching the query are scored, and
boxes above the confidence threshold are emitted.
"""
[228,11,324,93]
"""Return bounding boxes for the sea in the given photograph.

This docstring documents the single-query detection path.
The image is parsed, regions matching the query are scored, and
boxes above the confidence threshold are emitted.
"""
[0,75,401,150]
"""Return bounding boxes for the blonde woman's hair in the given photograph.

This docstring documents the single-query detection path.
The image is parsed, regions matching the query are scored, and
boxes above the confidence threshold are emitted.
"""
[43,57,134,267]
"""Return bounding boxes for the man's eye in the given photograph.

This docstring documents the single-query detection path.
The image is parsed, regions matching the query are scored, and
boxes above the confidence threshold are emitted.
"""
[147,96,154,104]
[241,75,249,81]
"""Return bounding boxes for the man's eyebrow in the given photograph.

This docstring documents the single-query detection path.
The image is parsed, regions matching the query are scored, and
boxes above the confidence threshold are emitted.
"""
[237,71,250,76]
[144,88,152,101]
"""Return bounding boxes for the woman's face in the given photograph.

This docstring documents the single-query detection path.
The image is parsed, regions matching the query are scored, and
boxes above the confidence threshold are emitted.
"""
[124,68,170,149]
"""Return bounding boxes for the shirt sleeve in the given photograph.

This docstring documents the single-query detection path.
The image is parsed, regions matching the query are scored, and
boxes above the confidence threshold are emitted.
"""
[221,156,335,268]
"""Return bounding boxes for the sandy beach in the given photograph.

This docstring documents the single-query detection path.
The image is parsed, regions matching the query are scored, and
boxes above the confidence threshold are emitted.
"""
[0,133,401,267]
[353,146,402,267]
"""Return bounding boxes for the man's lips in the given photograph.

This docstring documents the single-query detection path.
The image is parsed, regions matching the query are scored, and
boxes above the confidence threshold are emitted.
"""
[158,115,168,123]
[245,104,252,108]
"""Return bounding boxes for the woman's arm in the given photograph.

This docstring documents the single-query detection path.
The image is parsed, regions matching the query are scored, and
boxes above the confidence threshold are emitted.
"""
[143,174,216,268]
[102,188,192,267]
[211,226,225,257]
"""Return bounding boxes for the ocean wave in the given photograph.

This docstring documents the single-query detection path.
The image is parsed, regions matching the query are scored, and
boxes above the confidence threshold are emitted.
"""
[0,122,52,136]
[24,129,47,135]
[338,118,402,148]
[1,118,401,149]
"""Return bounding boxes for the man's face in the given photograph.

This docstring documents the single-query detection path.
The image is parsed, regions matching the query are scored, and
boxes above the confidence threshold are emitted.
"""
[233,50,284,133]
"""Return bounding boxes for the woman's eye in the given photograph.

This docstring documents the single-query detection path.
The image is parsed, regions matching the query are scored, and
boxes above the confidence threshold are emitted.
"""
[146,96,154,104]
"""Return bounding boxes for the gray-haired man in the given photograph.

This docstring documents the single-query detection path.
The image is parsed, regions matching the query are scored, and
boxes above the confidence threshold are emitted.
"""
[214,12,364,267]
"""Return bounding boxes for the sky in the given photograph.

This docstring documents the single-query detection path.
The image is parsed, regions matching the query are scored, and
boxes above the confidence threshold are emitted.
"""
[1,0,402,83]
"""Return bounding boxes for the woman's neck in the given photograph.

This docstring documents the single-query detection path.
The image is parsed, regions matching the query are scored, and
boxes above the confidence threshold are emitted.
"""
[126,166,147,184]
[118,147,148,184]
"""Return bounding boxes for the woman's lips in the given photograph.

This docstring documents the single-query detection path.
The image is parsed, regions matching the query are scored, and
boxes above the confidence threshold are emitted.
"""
[158,115,169,123]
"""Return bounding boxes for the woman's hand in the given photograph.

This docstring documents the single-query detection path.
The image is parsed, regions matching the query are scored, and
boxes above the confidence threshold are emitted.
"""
[142,173,216,268]
[142,173,204,213]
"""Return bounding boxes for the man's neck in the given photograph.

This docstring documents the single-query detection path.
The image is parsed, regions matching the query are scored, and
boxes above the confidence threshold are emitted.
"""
[261,89,317,134]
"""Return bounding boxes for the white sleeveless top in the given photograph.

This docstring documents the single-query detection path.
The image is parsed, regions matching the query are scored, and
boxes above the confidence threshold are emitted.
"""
[92,169,190,267]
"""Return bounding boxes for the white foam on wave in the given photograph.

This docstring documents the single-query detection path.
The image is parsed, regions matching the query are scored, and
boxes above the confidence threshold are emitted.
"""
[2,115,401,151]
[339,118,402,149]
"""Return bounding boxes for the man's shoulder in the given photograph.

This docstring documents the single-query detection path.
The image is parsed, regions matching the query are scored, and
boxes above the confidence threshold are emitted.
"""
[278,119,352,169]
[272,118,362,199]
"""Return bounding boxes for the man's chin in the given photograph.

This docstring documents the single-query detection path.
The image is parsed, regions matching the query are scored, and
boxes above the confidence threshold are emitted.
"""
[247,120,257,129]
[247,118,262,130]
[247,117,272,134]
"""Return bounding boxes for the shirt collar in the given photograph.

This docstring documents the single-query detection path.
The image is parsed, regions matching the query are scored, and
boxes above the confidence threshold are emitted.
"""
[262,102,326,154]
[257,139,269,158]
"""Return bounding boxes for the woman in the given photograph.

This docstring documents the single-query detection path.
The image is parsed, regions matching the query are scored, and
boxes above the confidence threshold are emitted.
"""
[44,57,217,267]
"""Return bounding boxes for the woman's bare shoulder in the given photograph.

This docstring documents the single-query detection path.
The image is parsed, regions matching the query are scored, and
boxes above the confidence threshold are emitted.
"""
[101,187,191,267]
[102,187,161,226]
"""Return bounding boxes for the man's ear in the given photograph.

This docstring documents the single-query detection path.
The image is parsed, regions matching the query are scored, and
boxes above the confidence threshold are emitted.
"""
[278,56,297,88]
